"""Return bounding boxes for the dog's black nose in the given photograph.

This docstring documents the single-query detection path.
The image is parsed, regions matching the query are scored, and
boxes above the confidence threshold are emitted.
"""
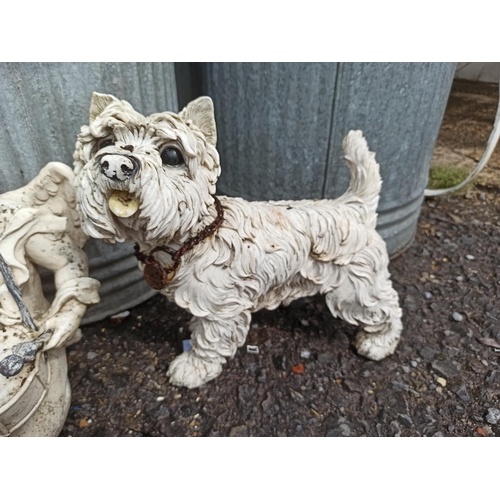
[99,154,139,181]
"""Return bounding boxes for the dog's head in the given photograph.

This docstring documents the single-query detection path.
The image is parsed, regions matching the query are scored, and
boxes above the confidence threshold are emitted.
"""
[74,92,221,245]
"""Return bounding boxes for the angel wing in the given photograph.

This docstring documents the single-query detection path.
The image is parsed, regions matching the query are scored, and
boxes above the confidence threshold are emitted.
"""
[21,162,87,248]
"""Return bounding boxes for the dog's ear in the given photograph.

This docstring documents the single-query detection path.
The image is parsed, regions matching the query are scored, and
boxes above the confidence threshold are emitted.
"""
[89,92,119,123]
[179,96,217,146]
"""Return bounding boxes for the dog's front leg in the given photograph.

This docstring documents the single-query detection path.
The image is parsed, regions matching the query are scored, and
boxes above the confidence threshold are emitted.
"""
[167,311,251,388]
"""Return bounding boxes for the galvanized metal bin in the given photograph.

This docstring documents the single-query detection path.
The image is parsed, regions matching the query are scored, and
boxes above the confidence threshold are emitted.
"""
[198,62,456,256]
[0,62,178,322]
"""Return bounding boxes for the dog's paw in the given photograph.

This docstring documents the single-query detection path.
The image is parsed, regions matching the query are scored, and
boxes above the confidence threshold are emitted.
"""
[354,331,397,361]
[167,351,223,388]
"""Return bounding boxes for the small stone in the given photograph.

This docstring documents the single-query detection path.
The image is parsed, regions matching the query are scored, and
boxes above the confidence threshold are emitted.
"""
[390,420,402,437]
[485,408,500,425]
[436,386,443,394]
[174,393,182,399]
[423,292,433,299]
[410,360,418,368]
[466,254,475,260]
[468,359,488,374]
[398,414,413,428]
[432,359,458,378]
[246,363,258,375]
[436,377,447,387]
[79,419,89,428]
[452,312,464,322]
[482,425,493,436]
[300,319,310,327]
[419,347,438,361]
[402,365,410,374]
[343,379,363,393]
[339,423,351,436]
[391,380,419,396]
[487,370,500,384]
[300,350,311,359]
[451,382,471,402]
[156,396,165,402]
[455,276,464,282]
[229,425,249,437]
[318,352,335,364]
[110,310,130,319]
[261,393,276,413]
[87,352,98,360]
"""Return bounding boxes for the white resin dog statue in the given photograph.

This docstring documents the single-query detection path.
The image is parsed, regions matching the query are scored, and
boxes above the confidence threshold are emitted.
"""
[74,92,403,389]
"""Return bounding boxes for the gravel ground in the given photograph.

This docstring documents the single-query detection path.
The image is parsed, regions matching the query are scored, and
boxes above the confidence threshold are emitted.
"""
[60,80,500,437]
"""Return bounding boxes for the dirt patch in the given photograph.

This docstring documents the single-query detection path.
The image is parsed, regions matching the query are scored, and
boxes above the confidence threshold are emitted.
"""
[60,80,500,437]
[431,79,500,191]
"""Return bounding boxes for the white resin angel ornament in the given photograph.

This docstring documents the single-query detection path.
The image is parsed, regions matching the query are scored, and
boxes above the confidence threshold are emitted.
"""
[0,162,100,437]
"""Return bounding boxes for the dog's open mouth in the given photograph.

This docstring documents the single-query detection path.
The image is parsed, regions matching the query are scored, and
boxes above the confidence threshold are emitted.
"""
[108,190,140,218]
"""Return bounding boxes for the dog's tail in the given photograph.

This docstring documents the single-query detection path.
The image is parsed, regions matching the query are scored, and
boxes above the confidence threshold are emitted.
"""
[340,130,382,228]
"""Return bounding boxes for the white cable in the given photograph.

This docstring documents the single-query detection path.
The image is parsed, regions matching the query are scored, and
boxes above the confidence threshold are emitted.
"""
[424,78,500,197]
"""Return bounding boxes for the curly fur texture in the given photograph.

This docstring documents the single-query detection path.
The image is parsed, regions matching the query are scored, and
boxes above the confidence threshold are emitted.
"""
[74,93,403,388]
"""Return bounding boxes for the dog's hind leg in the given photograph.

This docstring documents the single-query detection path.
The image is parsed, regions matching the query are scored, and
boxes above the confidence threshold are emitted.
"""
[352,307,402,361]
[167,311,251,388]
[325,282,402,361]
[324,248,403,361]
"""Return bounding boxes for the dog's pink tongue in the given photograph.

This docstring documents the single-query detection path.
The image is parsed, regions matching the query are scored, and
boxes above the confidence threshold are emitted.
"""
[108,190,140,218]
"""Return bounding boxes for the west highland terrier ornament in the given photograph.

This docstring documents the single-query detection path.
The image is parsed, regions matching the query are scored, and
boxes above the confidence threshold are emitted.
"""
[74,92,403,389]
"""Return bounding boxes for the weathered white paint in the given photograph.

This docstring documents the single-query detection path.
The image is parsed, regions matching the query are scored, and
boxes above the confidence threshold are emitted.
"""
[75,94,402,389]
[0,162,100,436]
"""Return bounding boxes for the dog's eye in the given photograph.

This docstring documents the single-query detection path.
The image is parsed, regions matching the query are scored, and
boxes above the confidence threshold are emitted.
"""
[161,148,184,167]
[98,137,115,150]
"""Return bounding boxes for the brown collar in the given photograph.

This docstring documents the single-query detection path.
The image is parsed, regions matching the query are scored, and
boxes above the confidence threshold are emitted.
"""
[134,195,224,290]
